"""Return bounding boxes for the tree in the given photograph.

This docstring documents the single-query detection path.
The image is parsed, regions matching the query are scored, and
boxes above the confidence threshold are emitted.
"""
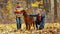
[43,0,50,14]
[54,0,57,22]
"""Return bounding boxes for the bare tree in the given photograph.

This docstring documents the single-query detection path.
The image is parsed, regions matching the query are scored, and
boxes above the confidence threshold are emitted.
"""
[54,0,57,22]
[43,0,50,14]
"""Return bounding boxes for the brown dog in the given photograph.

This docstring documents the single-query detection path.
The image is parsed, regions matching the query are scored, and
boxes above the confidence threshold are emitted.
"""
[22,10,35,30]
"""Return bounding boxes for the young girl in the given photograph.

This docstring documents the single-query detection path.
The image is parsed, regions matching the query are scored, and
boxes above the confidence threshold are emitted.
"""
[14,2,24,29]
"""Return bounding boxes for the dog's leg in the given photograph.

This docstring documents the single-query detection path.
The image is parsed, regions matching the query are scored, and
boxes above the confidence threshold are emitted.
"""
[32,18,35,30]
[28,24,30,30]
[26,23,28,30]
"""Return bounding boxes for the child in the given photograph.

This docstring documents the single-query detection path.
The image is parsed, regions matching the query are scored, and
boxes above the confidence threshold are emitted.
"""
[14,2,24,29]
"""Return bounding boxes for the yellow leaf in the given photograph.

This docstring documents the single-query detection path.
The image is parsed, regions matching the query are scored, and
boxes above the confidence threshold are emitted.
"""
[39,1,43,4]
[31,1,43,7]
[35,1,40,4]
[31,4,38,7]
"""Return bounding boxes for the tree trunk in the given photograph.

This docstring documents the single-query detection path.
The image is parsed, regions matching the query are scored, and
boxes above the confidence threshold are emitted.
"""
[54,0,57,22]
[43,0,47,14]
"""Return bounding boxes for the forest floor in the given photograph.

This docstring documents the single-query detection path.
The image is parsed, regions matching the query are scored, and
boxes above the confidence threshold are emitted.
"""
[0,23,60,34]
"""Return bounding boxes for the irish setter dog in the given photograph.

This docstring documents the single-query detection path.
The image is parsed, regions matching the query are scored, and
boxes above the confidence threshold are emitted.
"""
[22,10,35,30]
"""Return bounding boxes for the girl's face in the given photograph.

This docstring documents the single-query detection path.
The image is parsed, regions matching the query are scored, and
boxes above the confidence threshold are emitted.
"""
[17,3,21,6]
[38,10,42,14]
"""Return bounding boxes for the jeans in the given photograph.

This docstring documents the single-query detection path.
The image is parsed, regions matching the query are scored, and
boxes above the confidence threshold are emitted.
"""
[16,17,21,29]
[36,18,45,30]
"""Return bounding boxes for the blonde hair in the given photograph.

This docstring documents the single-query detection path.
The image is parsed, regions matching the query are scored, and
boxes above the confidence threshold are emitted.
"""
[38,9,42,11]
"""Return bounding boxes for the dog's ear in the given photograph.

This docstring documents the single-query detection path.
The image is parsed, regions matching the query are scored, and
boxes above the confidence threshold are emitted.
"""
[22,10,25,12]
[21,10,24,13]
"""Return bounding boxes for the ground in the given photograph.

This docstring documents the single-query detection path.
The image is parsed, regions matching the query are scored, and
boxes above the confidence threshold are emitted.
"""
[0,23,60,34]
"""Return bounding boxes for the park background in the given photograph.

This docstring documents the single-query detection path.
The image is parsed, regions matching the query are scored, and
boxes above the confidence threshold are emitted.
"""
[0,0,60,34]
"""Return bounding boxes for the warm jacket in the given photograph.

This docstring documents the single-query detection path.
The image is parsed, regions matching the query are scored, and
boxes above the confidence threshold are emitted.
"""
[14,5,23,14]
[29,13,45,22]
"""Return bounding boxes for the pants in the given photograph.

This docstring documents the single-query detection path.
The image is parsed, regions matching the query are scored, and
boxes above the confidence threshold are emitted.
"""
[16,17,21,29]
[36,18,45,30]
[16,14,24,29]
